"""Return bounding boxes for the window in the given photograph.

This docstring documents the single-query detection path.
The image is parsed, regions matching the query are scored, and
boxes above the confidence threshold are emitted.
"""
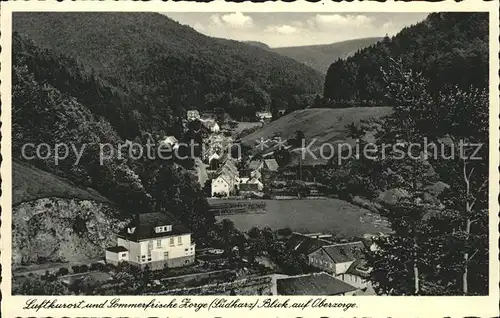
[164,252,169,258]
[121,253,127,257]
[148,241,153,251]
[185,248,188,252]
[169,238,175,246]
[157,240,161,248]
[178,236,182,245]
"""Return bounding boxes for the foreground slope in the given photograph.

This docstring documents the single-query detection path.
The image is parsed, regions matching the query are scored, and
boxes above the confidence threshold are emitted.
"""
[273,37,382,74]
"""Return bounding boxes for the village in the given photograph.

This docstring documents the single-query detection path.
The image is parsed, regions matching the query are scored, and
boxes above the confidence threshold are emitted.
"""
[14,108,387,296]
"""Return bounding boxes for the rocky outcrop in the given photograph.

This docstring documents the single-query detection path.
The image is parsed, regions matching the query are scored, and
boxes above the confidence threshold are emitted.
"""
[13,197,128,267]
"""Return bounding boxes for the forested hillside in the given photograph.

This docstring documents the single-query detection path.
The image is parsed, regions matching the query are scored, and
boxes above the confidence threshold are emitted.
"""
[322,12,488,107]
[12,32,217,246]
[13,12,324,132]
[273,37,382,74]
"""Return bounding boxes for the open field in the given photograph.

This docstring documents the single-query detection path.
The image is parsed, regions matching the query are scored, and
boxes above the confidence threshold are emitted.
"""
[241,107,393,164]
[13,161,110,205]
[215,198,390,238]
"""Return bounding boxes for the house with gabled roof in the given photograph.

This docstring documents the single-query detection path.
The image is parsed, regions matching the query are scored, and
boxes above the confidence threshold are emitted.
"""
[211,157,240,197]
[105,212,195,270]
[307,241,372,289]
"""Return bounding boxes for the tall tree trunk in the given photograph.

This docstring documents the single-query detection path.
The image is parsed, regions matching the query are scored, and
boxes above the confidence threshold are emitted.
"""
[463,159,471,295]
[413,231,419,295]
[463,218,471,294]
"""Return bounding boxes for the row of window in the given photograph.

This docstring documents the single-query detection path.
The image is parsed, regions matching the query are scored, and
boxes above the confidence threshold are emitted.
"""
[148,237,183,250]
[310,257,334,269]
[155,225,172,233]
[137,251,170,263]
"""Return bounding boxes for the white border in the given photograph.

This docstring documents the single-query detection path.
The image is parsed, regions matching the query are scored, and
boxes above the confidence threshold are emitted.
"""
[1,1,499,317]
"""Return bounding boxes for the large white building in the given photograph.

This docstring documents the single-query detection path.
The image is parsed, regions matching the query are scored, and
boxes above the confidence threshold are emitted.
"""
[105,212,195,270]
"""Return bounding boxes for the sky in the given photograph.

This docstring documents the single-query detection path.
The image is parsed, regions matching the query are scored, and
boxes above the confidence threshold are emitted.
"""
[164,12,430,47]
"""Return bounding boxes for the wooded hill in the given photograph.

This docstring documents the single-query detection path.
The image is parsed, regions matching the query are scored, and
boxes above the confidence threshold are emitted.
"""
[13,12,324,137]
[273,37,382,74]
[322,12,488,107]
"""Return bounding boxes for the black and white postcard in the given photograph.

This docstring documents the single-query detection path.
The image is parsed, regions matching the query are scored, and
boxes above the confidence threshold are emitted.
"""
[1,1,499,317]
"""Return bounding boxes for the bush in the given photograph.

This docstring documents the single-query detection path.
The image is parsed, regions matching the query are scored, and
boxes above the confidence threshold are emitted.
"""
[71,265,80,273]
[79,265,89,273]
[89,263,100,271]
[58,267,69,276]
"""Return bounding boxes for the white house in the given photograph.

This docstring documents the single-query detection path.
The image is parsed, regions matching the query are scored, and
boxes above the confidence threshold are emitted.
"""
[211,122,220,133]
[105,212,195,270]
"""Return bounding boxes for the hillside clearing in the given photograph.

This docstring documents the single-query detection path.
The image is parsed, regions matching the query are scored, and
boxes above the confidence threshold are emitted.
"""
[13,161,110,205]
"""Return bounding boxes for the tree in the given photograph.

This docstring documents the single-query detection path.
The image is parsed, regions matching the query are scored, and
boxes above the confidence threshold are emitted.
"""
[364,59,488,295]
[13,277,67,295]
[428,87,488,295]
[289,130,306,148]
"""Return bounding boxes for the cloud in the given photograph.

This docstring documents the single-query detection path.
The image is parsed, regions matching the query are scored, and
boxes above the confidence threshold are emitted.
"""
[193,22,206,32]
[265,24,298,35]
[209,12,253,29]
[309,14,375,30]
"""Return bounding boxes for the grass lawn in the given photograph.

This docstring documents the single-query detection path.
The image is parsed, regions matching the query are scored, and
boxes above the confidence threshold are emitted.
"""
[215,198,390,238]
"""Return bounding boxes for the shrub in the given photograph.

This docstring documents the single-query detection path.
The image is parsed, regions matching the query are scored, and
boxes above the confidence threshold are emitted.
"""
[58,267,69,276]
[79,265,89,273]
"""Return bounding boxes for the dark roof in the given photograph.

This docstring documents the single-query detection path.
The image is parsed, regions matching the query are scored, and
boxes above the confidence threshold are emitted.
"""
[321,241,365,263]
[263,159,279,172]
[288,233,331,255]
[277,273,357,295]
[118,212,191,242]
[346,259,371,278]
[249,160,263,171]
[106,246,128,253]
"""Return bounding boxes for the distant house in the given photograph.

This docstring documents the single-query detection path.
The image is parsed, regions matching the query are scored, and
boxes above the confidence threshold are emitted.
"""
[211,158,240,197]
[287,232,332,255]
[200,119,220,133]
[105,212,196,270]
[256,111,272,122]
[187,110,201,121]
[208,152,221,166]
[160,136,179,151]
[276,272,358,296]
[248,160,264,172]
[262,159,279,172]
[239,177,263,191]
[249,159,279,175]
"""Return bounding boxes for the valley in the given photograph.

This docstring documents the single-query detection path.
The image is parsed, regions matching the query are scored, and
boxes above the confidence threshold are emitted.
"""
[10,11,490,297]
